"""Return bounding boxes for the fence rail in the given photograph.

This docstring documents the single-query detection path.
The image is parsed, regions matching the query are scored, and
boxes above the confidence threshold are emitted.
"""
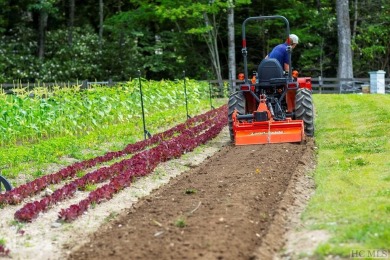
[310,77,390,94]
[209,77,390,95]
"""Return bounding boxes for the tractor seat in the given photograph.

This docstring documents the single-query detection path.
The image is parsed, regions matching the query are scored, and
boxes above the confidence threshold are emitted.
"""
[256,58,286,87]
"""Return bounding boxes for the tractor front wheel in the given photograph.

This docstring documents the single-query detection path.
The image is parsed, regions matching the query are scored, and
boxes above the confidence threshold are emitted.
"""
[228,91,246,142]
[295,88,314,137]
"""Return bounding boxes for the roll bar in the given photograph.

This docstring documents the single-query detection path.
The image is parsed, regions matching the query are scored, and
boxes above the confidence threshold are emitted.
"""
[241,15,292,84]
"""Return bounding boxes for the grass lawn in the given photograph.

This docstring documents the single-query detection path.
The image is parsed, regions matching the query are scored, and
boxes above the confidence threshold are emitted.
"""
[304,94,390,257]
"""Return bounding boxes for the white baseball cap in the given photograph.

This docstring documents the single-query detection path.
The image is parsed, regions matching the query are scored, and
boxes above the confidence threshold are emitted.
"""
[290,34,299,44]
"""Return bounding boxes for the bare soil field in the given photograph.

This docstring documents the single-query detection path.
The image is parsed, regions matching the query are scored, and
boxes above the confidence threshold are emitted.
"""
[0,127,319,260]
[68,131,317,260]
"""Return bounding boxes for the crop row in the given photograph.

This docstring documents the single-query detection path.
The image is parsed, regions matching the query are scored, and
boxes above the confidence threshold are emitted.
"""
[58,109,226,222]
[0,106,223,206]
[0,79,210,145]
[1,105,227,222]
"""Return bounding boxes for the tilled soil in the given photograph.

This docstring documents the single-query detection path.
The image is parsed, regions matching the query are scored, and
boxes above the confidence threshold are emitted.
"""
[68,137,315,260]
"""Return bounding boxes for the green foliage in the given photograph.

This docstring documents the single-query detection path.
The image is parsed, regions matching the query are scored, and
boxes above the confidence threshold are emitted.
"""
[271,1,337,77]
[0,26,39,82]
[28,0,58,14]
[185,188,197,194]
[43,27,102,81]
[0,79,224,181]
[0,79,210,145]
[174,216,186,228]
[0,0,388,82]
[0,26,104,82]
[83,183,97,192]
[0,0,9,33]
[352,1,390,76]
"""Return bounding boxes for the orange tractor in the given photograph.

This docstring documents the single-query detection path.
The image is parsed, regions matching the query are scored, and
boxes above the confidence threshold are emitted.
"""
[228,15,314,145]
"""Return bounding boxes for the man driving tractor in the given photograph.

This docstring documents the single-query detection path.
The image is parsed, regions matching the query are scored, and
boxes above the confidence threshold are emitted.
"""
[265,34,299,113]
[228,16,314,145]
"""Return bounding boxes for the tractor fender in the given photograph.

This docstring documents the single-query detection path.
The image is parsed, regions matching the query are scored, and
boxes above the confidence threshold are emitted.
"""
[297,77,312,91]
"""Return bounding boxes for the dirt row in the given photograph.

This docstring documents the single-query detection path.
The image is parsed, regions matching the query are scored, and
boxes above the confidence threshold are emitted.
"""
[67,134,316,259]
[0,127,317,260]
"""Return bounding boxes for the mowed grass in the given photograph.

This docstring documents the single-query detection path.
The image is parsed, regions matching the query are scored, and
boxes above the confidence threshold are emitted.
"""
[304,94,390,257]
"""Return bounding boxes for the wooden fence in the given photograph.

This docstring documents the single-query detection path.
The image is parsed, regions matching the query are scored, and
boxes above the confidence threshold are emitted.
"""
[310,77,390,94]
[209,77,390,95]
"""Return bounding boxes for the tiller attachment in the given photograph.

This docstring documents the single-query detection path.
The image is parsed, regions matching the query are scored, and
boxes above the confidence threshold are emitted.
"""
[232,97,304,145]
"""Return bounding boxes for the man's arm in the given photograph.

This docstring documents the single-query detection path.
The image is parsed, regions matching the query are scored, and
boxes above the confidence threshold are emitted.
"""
[283,50,290,72]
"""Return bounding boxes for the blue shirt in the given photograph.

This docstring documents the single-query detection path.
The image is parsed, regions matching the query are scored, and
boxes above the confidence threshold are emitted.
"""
[268,43,289,68]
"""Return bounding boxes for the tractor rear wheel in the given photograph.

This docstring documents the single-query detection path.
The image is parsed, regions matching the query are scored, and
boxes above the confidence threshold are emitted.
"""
[0,175,13,192]
[228,91,246,142]
[295,88,314,137]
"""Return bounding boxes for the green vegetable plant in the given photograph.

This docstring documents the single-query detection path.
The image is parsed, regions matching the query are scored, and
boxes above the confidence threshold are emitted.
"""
[0,79,225,183]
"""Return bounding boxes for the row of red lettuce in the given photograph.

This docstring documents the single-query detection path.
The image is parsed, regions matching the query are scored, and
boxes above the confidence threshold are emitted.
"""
[0,105,227,222]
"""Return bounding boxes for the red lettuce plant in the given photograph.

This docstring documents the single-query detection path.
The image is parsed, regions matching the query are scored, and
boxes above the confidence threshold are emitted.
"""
[58,106,227,222]
[0,244,10,257]
[13,105,227,222]
[1,107,222,206]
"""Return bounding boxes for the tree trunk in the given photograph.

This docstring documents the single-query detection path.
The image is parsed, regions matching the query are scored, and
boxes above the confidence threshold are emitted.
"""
[118,2,124,78]
[203,12,223,89]
[99,0,104,49]
[68,0,75,46]
[316,0,322,11]
[38,10,48,60]
[227,2,236,92]
[336,0,353,86]
[352,0,358,40]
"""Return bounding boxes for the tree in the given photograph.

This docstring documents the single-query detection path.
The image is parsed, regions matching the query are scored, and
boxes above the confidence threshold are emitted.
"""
[352,0,390,76]
[103,2,185,80]
[155,0,225,85]
[0,0,8,33]
[227,0,236,90]
[0,0,389,82]
[99,0,104,49]
[28,0,59,60]
[68,0,75,46]
[336,0,353,80]
[202,4,223,87]
[153,0,252,86]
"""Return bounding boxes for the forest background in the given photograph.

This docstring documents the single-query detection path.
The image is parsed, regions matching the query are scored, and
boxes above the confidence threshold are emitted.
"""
[0,0,388,83]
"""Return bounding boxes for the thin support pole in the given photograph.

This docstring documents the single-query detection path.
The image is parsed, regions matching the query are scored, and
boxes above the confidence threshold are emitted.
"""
[183,71,191,119]
[138,70,151,139]
[209,81,215,109]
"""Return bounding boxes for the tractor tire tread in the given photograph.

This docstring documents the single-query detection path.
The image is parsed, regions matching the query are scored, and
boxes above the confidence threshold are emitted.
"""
[228,91,246,142]
[295,88,315,137]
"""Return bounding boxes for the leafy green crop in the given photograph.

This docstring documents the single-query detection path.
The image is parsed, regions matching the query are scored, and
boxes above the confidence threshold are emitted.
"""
[0,79,209,145]
[0,79,224,184]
